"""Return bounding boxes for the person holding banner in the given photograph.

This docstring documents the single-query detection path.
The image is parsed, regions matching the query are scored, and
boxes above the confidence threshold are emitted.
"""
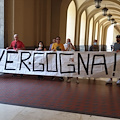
[51,36,65,81]
[89,40,99,80]
[35,41,46,80]
[51,36,65,51]
[64,38,79,84]
[35,41,46,51]
[49,38,56,51]
[106,35,120,85]
[6,34,25,51]
[64,38,75,51]
[6,34,25,77]
[89,40,99,51]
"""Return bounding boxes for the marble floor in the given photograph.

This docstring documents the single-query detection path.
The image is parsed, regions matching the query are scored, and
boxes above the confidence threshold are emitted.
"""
[0,103,119,120]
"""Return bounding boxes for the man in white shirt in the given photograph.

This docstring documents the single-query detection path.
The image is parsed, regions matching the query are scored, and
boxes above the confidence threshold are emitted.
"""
[64,38,75,51]
[106,35,120,85]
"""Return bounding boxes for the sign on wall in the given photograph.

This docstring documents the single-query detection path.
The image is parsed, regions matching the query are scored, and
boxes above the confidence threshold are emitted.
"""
[0,49,120,78]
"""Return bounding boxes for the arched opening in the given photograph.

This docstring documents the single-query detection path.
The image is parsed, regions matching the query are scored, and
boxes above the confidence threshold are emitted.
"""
[99,26,102,45]
[99,26,102,51]
[79,10,86,51]
[88,18,93,46]
[106,24,114,51]
[95,22,98,40]
[113,25,120,43]
[66,1,76,45]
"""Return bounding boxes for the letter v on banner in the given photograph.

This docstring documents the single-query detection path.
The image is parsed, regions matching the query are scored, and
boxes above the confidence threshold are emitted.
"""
[0,50,5,61]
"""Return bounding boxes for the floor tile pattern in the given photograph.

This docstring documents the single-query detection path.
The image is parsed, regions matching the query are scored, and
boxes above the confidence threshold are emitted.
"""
[0,74,120,119]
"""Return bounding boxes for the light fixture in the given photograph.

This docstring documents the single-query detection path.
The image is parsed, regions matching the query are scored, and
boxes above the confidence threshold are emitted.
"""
[94,0,102,8]
[111,18,115,24]
[114,21,117,24]
[102,7,108,16]
[107,14,112,21]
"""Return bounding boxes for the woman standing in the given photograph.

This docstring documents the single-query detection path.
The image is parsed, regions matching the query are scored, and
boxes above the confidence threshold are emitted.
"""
[35,41,46,80]
[35,41,46,51]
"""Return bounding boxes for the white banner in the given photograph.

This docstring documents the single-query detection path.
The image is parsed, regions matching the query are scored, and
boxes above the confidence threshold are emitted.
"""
[0,49,120,78]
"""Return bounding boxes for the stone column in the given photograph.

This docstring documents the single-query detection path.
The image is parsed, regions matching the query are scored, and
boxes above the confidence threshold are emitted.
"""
[0,0,4,48]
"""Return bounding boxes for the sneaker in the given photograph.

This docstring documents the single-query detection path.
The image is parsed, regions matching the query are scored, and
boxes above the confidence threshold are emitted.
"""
[40,76,44,80]
[106,78,112,84]
[20,74,23,78]
[59,77,64,81]
[76,80,79,84]
[116,79,120,85]
[67,78,71,83]
[38,75,44,80]
[51,77,55,81]
[12,74,17,77]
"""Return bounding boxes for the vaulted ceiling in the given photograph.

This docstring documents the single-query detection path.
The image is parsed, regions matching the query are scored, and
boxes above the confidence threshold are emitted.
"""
[80,0,120,29]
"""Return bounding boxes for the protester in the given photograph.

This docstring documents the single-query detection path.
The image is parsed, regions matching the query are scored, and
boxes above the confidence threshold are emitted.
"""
[51,36,65,81]
[64,38,79,84]
[89,40,99,80]
[51,36,65,51]
[35,41,46,80]
[106,35,120,85]
[89,40,99,51]
[64,38,75,51]
[49,38,56,50]
[35,41,46,51]
[6,34,25,51]
[6,34,25,77]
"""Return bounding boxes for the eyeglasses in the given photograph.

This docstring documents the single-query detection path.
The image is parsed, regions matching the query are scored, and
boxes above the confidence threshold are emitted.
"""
[56,39,60,40]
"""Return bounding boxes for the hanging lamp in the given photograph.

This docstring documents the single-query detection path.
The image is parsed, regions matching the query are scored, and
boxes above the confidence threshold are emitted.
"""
[107,14,112,21]
[94,0,102,8]
[102,7,108,16]
[111,18,115,24]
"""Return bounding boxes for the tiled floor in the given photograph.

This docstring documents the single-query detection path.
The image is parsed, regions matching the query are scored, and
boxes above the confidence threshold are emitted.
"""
[0,74,120,120]
[0,103,119,120]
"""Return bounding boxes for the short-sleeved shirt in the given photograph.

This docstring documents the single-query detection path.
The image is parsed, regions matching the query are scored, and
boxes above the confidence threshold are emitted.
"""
[64,43,68,50]
[49,43,53,50]
[89,45,99,51]
[113,43,120,51]
[10,40,25,50]
[51,43,65,51]
[64,43,75,51]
